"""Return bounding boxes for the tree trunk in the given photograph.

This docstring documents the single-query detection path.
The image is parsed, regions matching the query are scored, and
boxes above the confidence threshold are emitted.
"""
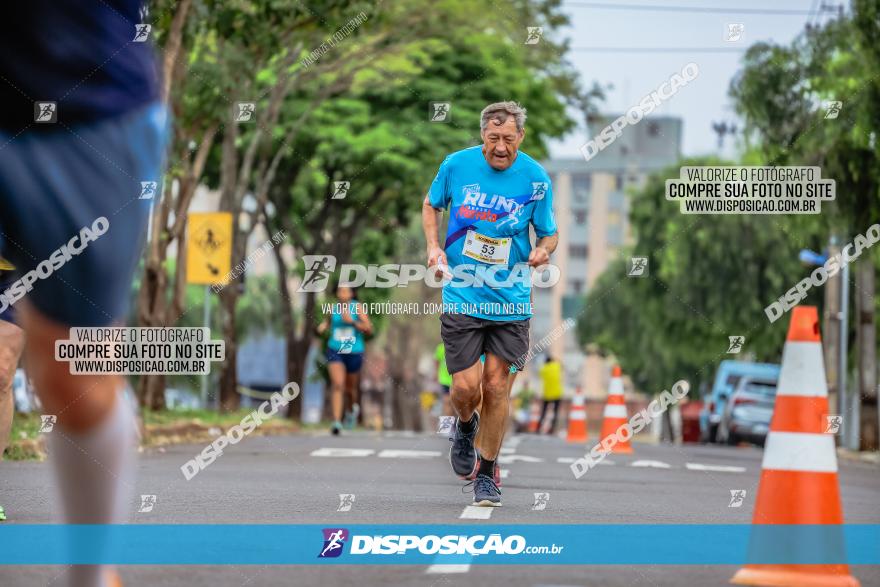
[218,285,240,412]
[135,185,170,411]
[823,239,842,421]
[855,258,877,451]
[160,0,192,107]
[145,375,167,411]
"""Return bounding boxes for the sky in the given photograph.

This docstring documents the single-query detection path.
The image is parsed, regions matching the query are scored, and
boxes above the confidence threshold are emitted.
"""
[547,0,841,160]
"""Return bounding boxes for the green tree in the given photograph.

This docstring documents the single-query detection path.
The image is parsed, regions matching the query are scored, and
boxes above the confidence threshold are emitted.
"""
[578,158,818,396]
[262,0,595,419]
[730,6,880,448]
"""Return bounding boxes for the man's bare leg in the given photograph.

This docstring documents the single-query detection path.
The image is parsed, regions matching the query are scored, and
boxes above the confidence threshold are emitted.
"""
[450,361,482,422]
[22,306,136,586]
[474,369,517,456]
[0,320,25,459]
[477,353,513,461]
[448,361,482,478]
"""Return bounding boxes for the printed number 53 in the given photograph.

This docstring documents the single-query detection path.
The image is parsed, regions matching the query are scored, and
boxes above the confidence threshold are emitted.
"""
[481,244,495,255]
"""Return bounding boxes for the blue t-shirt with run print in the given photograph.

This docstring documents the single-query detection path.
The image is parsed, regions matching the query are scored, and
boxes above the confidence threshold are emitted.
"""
[428,146,557,321]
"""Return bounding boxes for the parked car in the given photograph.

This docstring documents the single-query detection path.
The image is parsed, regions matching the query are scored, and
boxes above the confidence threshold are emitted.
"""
[716,376,778,446]
[699,360,780,443]
[680,399,704,443]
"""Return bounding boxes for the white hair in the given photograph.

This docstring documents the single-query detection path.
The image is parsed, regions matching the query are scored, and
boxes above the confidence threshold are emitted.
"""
[480,101,527,132]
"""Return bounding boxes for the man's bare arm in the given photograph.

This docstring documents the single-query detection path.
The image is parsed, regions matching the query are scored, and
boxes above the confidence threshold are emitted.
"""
[422,195,448,275]
[422,195,442,250]
[528,233,558,266]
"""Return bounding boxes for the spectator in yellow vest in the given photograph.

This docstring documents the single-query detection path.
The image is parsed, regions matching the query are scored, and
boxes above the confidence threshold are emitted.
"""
[537,356,562,434]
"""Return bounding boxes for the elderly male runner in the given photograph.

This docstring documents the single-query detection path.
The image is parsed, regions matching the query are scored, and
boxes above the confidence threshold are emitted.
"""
[422,101,558,506]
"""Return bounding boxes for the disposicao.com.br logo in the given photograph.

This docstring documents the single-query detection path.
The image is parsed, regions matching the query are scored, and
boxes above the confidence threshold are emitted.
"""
[319,529,563,558]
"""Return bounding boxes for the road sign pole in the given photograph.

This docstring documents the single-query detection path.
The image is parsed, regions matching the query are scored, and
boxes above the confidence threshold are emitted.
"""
[839,260,855,450]
[186,211,232,410]
[145,198,157,246]
[201,284,211,409]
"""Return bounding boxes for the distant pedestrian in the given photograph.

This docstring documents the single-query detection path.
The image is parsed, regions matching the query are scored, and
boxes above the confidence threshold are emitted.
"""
[537,356,562,434]
[317,285,373,435]
[435,342,453,416]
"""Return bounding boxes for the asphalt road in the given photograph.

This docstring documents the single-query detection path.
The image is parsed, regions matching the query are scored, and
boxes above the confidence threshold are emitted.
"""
[2,427,878,586]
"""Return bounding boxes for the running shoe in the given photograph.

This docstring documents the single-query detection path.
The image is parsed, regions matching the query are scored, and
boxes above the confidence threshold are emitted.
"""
[331,422,342,436]
[448,413,479,478]
[471,473,502,507]
[345,403,360,429]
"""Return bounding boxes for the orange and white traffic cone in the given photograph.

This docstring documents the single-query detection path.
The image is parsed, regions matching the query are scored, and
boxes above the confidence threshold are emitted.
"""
[566,387,588,443]
[527,399,541,433]
[731,306,859,587]
[598,365,633,454]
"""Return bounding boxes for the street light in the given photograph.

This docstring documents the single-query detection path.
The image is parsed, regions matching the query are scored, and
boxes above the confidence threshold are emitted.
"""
[799,244,853,449]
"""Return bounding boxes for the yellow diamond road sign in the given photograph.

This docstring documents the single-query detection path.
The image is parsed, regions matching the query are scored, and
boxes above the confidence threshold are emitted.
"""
[186,212,233,286]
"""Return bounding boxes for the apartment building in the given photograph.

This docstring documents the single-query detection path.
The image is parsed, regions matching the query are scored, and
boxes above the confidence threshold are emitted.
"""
[531,116,683,398]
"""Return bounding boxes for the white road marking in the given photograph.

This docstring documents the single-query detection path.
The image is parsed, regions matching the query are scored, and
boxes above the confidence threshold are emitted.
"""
[504,436,522,448]
[556,457,615,466]
[426,563,471,574]
[686,463,747,473]
[498,454,543,464]
[630,460,671,469]
[499,447,516,455]
[310,448,375,457]
[500,468,509,479]
[460,505,495,519]
[377,449,442,459]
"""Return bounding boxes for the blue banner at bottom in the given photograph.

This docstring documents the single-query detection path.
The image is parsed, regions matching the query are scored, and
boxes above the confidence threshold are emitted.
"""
[0,524,877,565]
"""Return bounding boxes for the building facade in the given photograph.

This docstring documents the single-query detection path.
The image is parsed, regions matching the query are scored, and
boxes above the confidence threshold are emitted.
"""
[531,116,683,398]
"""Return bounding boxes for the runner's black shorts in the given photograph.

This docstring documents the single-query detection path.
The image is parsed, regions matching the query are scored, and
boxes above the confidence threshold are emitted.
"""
[440,313,529,374]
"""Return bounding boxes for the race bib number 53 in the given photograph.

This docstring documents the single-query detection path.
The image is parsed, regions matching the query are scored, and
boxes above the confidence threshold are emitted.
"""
[463,230,511,265]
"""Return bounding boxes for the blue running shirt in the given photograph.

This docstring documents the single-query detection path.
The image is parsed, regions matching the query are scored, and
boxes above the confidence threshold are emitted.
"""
[428,146,557,321]
[327,300,365,354]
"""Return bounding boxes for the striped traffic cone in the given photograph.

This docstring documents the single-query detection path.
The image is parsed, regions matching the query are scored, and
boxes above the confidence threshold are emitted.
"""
[566,387,589,443]
[731,306,859,587]
[527,399,541,433]
[598,365,633,454]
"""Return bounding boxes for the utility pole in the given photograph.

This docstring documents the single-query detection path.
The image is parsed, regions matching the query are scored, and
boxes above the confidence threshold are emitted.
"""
[855,258,877,450]
[823,237,842,441]
[841,259,855,450]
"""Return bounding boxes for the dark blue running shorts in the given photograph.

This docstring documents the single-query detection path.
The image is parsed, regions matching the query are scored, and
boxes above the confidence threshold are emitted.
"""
[0,103,166,327]
[326,348,364,374]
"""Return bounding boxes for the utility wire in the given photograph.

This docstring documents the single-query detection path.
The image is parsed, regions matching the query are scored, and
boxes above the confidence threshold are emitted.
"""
[565,2,818,15]
[570,47,746,52]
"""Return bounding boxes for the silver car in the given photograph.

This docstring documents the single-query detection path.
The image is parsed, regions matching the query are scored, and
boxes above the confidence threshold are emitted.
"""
[716,376,777,446]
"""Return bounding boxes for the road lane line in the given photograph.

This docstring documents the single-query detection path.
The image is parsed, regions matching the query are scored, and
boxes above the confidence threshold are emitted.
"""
[426,563,471,574]
[630,460,671,468]
[310,448,375,457]
[556,457,615,465]
[498,454,543,464]
[377,449,442,458]
[686,462,747,473]
[460,505,494,519]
